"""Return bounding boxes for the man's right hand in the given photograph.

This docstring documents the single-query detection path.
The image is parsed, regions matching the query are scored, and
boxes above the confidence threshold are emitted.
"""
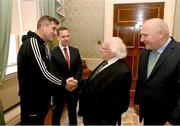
[65,77,77,92]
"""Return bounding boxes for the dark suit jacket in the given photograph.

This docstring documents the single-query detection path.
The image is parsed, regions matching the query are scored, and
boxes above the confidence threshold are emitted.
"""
[134,37,180,124]
[51,46,83,92]
[79,59,132,124]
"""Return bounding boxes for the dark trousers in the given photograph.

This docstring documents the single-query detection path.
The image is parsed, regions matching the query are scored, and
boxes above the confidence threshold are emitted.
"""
[52,91,79,125]
[20,111,47,125]
[52,97,64,125]
[20,98,50,125]
[144,113,167,125]
[143,106,170,125]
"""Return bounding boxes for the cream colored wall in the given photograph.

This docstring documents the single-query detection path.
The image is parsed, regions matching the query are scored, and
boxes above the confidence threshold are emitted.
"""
[64,0,105,59]
[172,0,180,41]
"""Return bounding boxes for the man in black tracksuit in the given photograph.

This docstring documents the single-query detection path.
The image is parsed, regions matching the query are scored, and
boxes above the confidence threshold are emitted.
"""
[17,15,77,125]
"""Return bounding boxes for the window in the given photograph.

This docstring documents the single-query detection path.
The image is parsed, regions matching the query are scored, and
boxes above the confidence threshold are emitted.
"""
[5,34,18,75]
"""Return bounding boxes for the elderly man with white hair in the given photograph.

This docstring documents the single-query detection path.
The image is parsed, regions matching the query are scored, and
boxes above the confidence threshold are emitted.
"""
[78,37,132,125]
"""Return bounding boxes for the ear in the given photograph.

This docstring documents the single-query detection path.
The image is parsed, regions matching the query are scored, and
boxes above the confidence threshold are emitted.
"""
[158,29,164,39]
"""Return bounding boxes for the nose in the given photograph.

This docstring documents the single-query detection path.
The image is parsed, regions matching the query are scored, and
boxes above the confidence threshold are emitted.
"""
[65,36,69,40]
[140,36,144,43]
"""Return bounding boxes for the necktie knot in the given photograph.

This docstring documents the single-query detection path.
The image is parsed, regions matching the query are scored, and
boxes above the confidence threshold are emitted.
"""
[152,50,159,57]
[64,47,67,51]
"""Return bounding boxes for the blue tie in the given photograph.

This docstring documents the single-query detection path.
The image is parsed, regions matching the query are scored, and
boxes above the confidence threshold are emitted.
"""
[147,51,160,77]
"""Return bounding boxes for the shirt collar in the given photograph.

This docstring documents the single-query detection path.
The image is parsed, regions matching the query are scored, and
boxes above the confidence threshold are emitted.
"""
[59,44,69,51]
[156,37,171,54]
[107,57,119,65]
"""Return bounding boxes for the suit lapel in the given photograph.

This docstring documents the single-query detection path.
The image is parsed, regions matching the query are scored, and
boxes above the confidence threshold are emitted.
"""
[141,50,150,80]
[69,47,73,68]
[145,51,150,80]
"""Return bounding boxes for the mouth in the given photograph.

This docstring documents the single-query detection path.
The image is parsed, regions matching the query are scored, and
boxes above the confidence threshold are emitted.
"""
[141,42,146,46]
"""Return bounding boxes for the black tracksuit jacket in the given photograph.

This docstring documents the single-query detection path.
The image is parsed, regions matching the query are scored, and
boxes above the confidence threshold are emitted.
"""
[17,31,65,110]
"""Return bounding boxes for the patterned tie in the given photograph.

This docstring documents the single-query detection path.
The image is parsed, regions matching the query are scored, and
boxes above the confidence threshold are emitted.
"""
[147,51,160,77]
[91,61,108,79]
[63,47,70,69]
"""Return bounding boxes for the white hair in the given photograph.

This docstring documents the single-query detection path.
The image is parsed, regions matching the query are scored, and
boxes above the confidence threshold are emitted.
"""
[145,18,169,36]
[104,37,127,59]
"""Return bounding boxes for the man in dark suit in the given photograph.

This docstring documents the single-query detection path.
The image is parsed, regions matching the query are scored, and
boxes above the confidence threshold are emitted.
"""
[78,37,132,125]
[51,27,83,125]
[134,18,180,125]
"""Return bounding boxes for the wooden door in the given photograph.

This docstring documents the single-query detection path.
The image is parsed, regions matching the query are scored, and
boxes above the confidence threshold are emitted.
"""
[113,3,164,105]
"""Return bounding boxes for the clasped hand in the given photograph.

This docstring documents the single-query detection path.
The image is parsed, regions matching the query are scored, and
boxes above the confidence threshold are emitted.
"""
[65,77,78,92]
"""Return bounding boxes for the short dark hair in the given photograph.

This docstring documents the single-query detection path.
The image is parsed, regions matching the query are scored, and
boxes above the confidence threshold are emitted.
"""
[37,15,59,29]
[57,26,69,36]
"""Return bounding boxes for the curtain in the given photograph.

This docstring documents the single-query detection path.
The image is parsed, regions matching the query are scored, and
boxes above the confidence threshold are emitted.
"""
[36,0,65,49]
[0,100,5,125]
[0,0,13,84]
[37,0,65,21]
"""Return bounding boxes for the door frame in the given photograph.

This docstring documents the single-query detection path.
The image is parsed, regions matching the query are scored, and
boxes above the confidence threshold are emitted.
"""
[104,0,176,39]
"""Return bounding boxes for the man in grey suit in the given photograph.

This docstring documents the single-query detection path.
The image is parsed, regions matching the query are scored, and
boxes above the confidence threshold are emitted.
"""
[79,37,132,125]
[134,18,180,125]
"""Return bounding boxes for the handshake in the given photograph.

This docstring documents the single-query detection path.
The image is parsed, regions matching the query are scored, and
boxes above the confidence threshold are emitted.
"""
[65,77,78,92]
